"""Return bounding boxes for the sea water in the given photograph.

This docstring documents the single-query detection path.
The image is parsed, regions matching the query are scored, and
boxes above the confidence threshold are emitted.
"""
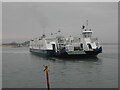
[2,44,118,88]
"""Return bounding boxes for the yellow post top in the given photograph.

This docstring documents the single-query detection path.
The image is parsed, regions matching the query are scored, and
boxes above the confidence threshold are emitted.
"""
[44,66,49,72]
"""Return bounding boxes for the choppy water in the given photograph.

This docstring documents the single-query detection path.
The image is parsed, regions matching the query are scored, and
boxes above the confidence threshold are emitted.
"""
[2,44,118,88]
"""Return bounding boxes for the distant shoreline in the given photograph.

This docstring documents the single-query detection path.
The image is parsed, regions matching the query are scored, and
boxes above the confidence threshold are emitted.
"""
[100,43,119,45]
[0,45,20,47]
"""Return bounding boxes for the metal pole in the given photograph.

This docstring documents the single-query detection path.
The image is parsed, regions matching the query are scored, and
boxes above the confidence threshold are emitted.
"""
[86,20,88,30]
[44,65,50,90]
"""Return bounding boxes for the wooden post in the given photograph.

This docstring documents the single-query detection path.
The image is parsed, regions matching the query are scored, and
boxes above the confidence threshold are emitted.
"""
[44,65,50,90]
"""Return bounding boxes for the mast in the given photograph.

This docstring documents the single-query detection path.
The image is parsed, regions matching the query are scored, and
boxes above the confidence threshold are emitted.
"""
[86,20,88,31]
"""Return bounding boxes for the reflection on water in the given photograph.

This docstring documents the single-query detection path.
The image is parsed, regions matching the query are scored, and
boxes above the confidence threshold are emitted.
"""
[29,52,104,88]
[2,45,118,88]
[30,52,103,67]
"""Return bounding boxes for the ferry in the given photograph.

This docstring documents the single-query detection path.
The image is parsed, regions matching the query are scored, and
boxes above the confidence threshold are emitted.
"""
[29,21,102,57]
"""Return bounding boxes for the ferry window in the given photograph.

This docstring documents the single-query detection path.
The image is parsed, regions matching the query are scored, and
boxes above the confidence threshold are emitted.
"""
[85,34,87,37]
[87,44,92,49]
[47,41,50,44]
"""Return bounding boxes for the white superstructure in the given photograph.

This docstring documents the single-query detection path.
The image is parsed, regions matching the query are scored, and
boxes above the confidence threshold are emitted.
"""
[30,21,102,57]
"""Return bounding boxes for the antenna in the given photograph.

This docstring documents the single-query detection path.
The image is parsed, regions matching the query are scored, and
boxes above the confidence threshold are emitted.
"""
[86,20,88,30]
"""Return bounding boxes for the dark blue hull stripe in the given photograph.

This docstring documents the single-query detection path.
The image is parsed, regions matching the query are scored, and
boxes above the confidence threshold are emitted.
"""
[30,47,102,57]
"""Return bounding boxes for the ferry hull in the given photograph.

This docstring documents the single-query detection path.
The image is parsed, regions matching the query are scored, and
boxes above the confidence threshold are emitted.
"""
[30,48,56,56]
[30,47,102,57]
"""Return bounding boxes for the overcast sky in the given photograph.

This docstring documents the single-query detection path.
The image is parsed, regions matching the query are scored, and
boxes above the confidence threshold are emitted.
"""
[2,2,118,43]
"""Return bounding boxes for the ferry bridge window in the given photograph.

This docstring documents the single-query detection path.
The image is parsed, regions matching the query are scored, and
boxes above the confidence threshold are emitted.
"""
[84,34,87,38]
